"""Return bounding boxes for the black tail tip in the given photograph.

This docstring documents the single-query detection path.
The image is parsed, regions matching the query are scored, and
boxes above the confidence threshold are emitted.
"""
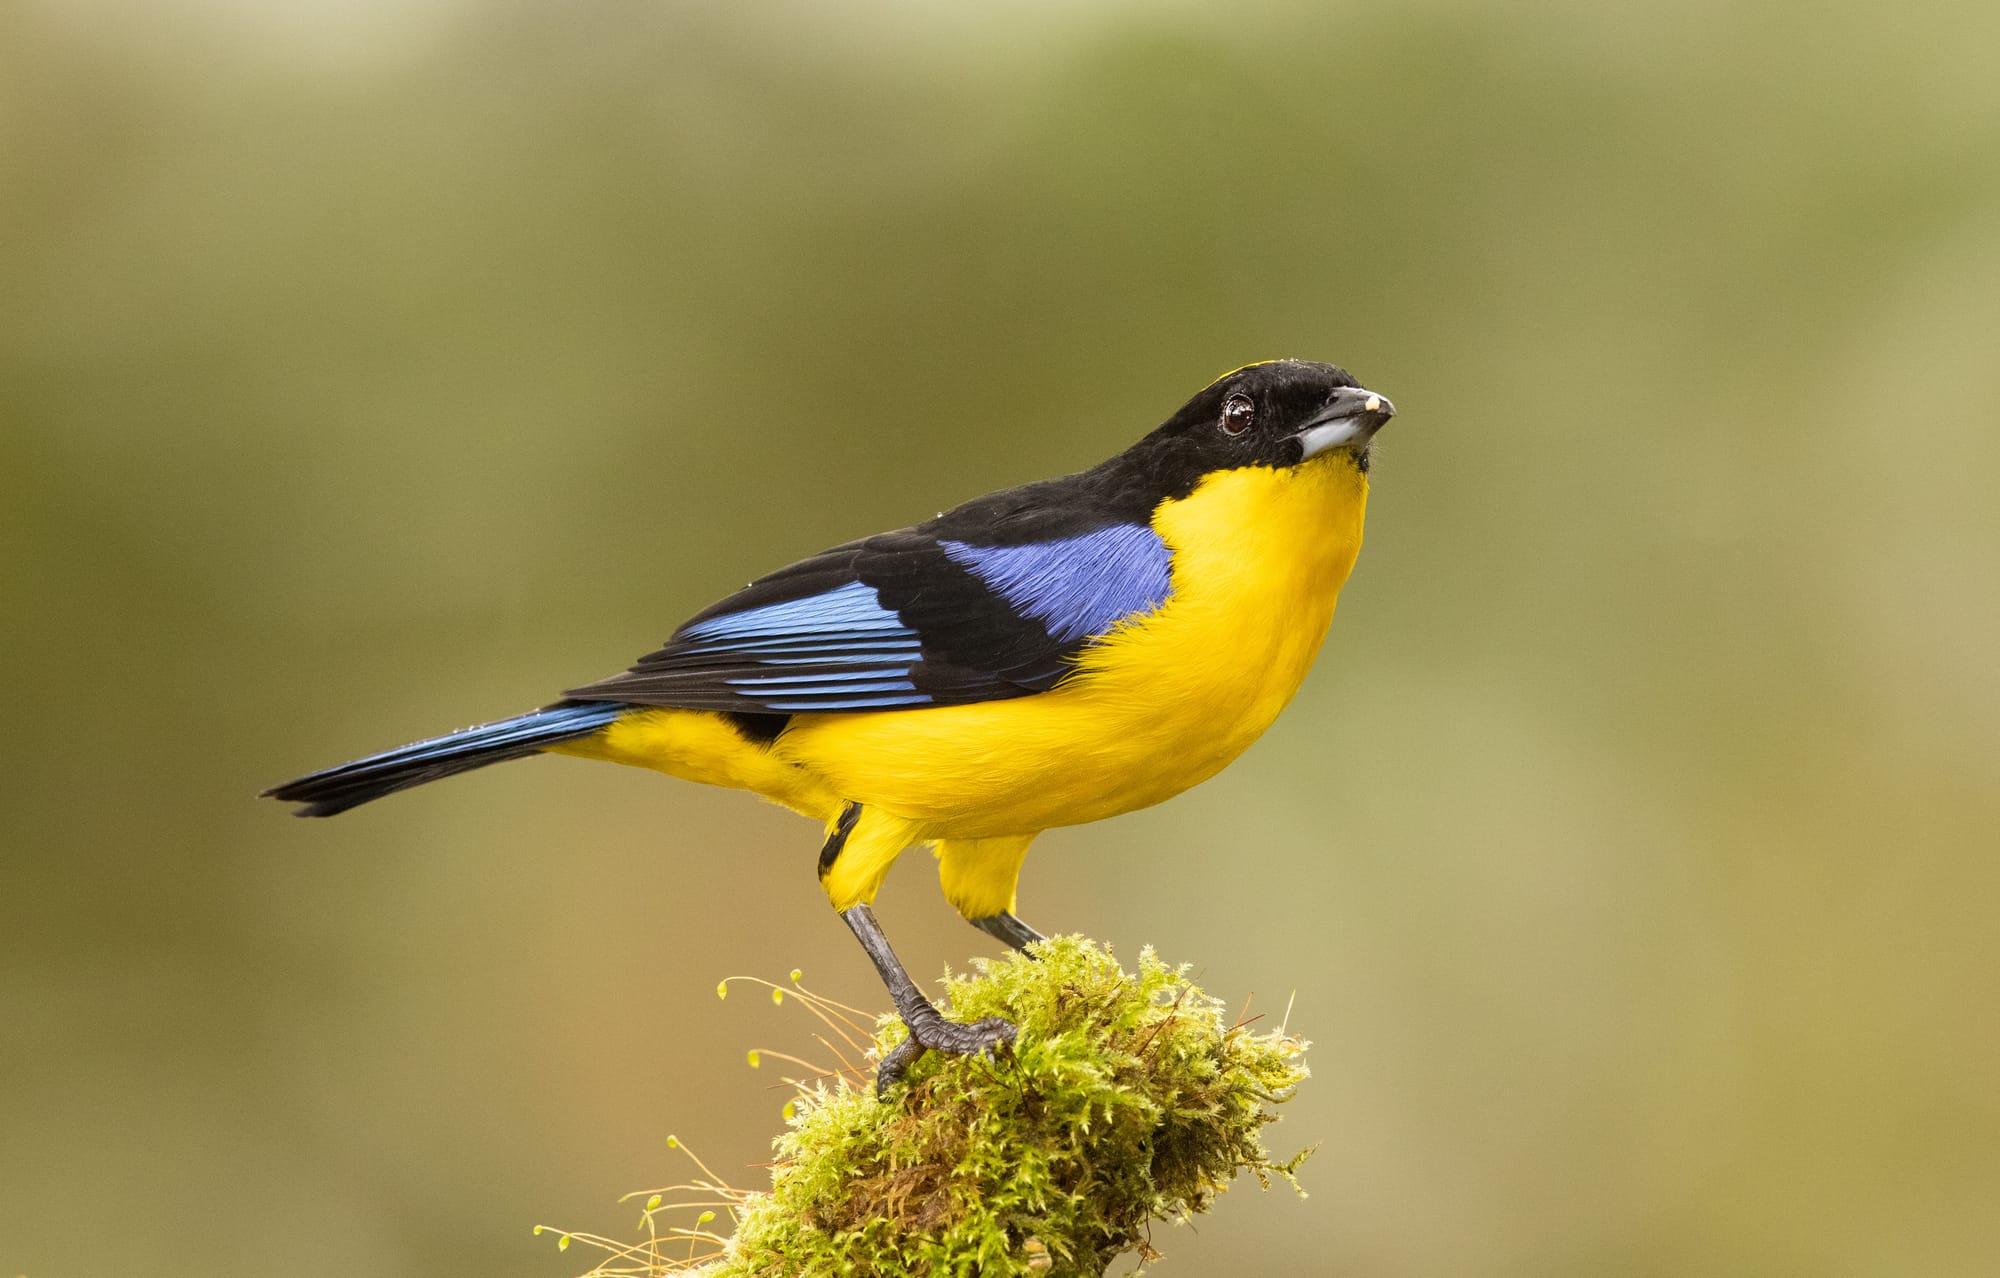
[260,786,318,816]
[261,781,373,818]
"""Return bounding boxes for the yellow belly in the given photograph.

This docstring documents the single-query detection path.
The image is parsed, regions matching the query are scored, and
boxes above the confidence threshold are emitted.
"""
[774,454,1368,836]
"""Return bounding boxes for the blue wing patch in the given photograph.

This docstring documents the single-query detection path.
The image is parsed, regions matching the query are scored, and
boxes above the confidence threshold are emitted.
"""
[675,581,931,709]
[681,580,912,643]
[940,524,1173,643]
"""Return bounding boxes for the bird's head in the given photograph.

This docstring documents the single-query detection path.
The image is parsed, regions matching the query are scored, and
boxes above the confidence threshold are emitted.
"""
[1117,360,1395,500]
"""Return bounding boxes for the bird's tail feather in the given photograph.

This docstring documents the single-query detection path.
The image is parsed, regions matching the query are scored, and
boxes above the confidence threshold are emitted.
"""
[263,701,626,817]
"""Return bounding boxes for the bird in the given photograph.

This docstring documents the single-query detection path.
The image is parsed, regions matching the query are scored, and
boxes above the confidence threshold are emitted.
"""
[266,358,1396,1092]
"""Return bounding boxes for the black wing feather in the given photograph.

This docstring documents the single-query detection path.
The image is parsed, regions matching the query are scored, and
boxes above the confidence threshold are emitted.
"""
[565,472,1174,715]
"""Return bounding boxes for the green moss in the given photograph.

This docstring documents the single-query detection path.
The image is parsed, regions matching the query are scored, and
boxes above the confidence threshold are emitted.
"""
[705,936,1311,1277]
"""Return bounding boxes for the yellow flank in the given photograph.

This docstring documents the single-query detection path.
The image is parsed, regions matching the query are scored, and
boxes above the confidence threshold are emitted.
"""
[550,706,845,818]
[557,452,1368,913]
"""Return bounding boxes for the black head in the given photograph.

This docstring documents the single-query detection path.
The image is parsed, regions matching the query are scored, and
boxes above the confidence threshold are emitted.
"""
[1113,359,1396,501]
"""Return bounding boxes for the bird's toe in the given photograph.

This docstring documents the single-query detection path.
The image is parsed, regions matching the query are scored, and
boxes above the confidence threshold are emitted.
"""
[874,1014,1019,1096]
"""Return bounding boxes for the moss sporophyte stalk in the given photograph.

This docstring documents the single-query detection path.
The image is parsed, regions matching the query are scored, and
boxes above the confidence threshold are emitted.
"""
[537,937,1311,1277]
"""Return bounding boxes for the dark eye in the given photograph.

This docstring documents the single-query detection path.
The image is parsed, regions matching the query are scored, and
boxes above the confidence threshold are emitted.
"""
[1220,393,1255,436]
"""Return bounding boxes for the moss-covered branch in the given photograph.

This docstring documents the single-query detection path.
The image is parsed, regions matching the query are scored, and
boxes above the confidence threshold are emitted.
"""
[545,937,1311,1277]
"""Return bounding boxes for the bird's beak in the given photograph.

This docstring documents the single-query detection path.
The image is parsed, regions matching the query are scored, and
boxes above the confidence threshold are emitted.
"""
[1294,386,1396,459]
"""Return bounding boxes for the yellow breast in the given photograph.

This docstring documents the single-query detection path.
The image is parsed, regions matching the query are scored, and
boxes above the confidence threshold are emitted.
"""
[778,455,1369,836]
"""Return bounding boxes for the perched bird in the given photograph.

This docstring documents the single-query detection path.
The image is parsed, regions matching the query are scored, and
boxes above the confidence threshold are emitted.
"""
[267,359,1395,1091]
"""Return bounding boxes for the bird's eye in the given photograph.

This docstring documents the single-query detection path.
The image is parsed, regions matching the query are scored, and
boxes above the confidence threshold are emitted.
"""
[1220,394,1255,436]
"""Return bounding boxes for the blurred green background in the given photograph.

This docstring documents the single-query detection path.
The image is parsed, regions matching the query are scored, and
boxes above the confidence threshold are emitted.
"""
[4,1,1997,1274]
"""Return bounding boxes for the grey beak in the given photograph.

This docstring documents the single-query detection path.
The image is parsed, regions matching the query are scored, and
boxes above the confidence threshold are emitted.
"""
[1295,386,1396,458]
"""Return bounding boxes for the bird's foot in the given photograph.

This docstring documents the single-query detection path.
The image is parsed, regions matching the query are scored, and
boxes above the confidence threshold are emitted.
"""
[841,900,1019,1095]
[876,1009,1017,1096]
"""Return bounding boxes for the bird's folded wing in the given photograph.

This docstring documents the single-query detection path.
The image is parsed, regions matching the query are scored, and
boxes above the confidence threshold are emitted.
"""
[563,520,1174,713]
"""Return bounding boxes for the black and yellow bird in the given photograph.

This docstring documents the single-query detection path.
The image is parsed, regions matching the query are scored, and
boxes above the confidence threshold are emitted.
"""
[267,359,1395,1090]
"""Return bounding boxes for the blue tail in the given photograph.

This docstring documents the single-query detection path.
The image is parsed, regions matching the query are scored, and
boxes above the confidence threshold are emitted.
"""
[264,701,626,817]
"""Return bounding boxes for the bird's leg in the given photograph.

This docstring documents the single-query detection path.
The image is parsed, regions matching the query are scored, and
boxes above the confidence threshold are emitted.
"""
[968,911,1046,953]
[840,902,1017,1095]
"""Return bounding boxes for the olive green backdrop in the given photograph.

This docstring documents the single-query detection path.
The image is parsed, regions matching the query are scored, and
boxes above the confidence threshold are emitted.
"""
[4,2,1996,1275]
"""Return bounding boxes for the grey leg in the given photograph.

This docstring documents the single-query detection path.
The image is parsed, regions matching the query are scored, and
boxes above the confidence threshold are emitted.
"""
[841,902,1018,1096]
[969,911,1046,953]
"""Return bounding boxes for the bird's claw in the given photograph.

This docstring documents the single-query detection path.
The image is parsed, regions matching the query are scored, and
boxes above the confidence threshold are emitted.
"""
[875,1013,1017,1096]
